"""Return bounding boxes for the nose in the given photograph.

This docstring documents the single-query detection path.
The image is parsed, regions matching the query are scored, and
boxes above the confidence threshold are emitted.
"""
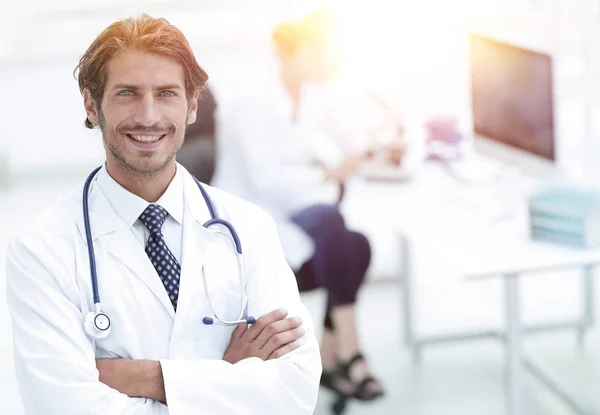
[132,94,161,126]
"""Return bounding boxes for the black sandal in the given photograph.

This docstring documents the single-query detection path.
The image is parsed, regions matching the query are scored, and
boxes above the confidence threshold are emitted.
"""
[320,369,353,414]
[337,353,385,402]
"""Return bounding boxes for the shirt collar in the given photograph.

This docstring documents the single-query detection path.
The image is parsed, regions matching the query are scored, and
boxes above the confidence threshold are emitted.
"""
[156,166,184,225]
[96,164,184,228]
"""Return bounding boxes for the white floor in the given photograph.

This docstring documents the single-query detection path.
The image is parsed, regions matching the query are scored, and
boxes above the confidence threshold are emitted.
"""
[305,284,600,415]
[0,176,599,415]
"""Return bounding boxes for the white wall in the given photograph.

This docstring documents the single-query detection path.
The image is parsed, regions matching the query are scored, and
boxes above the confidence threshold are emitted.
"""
[0,63,104,176]
[0,0,14,57]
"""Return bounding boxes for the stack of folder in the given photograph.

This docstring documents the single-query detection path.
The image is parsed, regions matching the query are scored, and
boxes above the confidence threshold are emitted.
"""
[529,184,600,248]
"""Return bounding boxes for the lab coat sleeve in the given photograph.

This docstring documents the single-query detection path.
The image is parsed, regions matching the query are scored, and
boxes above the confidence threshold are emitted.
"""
[5,233,163,415]
[159,205,322,415]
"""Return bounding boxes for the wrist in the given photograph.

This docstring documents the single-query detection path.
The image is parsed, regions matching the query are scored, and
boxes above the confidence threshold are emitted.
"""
[141,360,166,404]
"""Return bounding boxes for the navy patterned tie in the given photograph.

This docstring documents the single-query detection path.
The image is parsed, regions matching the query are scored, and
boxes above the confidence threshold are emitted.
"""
[139,204,181,311]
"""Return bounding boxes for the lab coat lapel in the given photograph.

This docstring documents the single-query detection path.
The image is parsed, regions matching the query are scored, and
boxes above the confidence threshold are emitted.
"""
[106,219,176,319]
[174,219,211,326]
[75,177,174,316]
[171,171,213,328]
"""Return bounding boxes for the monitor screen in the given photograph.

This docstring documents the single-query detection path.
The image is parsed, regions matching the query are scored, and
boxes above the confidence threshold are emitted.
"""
[469,34,555,161]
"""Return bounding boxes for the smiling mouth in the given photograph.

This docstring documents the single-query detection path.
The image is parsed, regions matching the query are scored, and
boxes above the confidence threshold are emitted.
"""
[126,133,167,143]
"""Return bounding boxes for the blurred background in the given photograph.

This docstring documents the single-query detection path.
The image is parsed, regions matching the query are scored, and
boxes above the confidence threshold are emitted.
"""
[3,0,600,414]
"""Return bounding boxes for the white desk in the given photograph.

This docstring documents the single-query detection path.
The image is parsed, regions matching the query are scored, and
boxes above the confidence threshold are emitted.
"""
[465,241,600,415]
[342,161,600,415]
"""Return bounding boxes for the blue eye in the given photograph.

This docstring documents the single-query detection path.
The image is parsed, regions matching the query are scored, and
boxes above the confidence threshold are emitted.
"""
[161,91,176,97]
[118,90,134,96]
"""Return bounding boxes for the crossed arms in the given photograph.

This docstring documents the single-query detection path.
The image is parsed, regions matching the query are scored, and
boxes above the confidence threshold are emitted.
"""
[96,308,305,404]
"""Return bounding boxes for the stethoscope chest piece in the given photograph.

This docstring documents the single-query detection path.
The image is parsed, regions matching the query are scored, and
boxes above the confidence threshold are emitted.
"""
[84,308,111,340]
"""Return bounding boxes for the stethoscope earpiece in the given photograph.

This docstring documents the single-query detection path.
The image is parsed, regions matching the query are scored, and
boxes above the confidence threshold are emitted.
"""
[202,316,256,326]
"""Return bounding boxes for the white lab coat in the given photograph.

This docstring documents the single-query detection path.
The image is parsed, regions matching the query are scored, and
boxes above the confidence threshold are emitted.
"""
[212,74,362,271]
[5,164,321,415]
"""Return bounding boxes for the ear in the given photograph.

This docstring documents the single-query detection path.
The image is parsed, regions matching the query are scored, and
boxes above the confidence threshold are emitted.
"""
[83,89,100,126]
[186,89,200,125]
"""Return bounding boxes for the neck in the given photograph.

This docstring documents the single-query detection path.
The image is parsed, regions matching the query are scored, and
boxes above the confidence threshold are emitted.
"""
[281,63,302,121]
[105,159,176,203]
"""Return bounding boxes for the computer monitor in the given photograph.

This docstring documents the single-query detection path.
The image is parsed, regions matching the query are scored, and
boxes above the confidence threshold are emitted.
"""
[468,34,557,177]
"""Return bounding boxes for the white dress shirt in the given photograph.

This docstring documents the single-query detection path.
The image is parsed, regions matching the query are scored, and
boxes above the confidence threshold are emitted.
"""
[96,165,184,263]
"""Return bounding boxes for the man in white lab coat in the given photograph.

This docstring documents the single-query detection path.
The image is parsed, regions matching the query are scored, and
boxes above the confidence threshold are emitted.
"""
[5,14,321,415]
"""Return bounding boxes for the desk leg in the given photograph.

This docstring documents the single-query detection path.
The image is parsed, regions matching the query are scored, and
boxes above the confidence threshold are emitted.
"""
[505,274,526,415]
[399,234,420,362]
[578,265,595,346]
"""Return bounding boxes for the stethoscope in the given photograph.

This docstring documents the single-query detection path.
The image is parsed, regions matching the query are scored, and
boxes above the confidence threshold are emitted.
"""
[82,166,256,340]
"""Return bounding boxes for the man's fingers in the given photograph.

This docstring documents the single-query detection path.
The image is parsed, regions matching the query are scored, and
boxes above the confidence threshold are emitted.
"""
[253,317,302,349]
[261,326,305,357]
[243,308,288,342]
[267,340,301,360]
[231,322,248,340]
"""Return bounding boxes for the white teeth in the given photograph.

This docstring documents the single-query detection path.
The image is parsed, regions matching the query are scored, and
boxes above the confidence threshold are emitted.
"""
[131,135,162,142]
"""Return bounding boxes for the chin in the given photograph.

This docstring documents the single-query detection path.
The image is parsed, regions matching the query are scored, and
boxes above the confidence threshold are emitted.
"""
[123,157,174,176]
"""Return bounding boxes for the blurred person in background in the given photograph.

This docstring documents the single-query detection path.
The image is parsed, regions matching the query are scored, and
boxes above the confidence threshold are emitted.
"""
[212,9,387,408]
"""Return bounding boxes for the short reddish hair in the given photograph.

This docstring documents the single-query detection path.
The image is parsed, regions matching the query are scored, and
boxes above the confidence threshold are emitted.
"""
[74,14,209,128]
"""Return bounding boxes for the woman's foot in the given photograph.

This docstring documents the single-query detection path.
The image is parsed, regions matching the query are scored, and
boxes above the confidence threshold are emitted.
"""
[320,367,355,397]
[337,353,384,401]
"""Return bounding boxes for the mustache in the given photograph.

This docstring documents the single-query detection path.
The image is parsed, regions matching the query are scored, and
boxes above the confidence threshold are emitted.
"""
[118,124,175,135]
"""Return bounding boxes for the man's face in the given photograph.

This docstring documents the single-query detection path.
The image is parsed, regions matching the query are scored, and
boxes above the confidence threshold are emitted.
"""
[84,49,198,177]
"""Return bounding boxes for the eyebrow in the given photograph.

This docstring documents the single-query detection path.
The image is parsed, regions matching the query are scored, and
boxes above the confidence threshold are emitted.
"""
[111,83,184,91]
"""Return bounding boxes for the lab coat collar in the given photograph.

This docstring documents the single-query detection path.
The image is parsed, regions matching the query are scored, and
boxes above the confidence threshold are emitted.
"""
[179,164,214,226]
[75,166,116,242]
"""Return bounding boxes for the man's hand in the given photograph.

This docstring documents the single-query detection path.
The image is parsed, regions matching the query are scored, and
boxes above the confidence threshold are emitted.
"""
[96,358,166,404]
[223,308,305,364]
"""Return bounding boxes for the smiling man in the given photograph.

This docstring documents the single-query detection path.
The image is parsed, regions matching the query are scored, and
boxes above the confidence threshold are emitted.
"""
[5,14,321,415]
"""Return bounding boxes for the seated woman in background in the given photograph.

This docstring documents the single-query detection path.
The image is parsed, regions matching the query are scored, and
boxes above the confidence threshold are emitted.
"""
[212,9,387,408]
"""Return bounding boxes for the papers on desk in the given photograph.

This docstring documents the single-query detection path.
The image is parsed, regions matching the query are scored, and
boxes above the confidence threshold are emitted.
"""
[529,185,600,248]
[360,160,412,181]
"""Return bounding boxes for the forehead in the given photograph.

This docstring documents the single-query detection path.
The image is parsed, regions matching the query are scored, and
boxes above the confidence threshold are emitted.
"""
[105,49,186,89]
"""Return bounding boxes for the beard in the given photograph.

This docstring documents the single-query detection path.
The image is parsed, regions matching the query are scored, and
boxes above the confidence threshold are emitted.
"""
[98,109,186,178]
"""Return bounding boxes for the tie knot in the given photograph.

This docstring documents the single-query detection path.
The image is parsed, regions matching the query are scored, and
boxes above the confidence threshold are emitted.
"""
[139,204,168,234]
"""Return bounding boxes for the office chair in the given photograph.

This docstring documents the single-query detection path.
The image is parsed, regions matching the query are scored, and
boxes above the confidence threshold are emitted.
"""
[177,88,218,184]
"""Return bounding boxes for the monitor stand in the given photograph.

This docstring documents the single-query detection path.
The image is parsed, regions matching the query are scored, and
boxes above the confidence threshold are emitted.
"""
[445,134,561,186]
[444,152,506,185]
